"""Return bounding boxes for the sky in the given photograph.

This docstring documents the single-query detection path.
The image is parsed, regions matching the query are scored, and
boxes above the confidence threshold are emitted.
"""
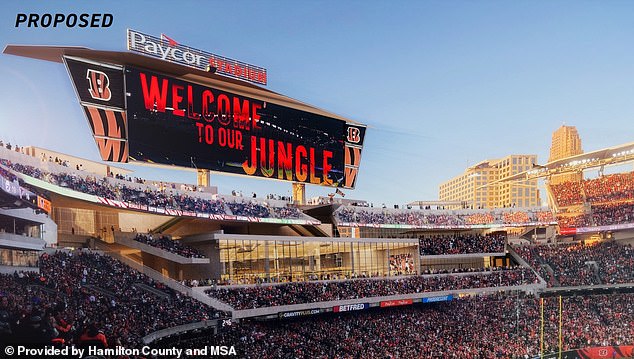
[0,0,633,207]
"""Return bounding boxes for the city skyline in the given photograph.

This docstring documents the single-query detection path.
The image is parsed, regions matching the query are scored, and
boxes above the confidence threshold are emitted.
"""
[1,1,634,206]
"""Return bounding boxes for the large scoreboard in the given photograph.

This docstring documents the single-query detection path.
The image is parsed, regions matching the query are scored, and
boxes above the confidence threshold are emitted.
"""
[64,55,365,189]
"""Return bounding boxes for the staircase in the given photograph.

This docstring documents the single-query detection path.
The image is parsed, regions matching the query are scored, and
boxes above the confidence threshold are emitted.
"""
[541,263,561,287]
[94,240,233,312]
[82,284,117,300]
[151,217,187,234]
[26,284,58,296]
[133,282,171,301]
[585,261,602,284]
[288,223,329,237]
[57,233,93,247]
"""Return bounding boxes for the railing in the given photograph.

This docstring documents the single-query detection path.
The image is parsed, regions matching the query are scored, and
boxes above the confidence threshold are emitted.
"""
[222,283,545,319]
[541,282,634,294]
[142,320,220,344]
[213,270,515,290]
[113,232,210,264]
[0,232,46,251]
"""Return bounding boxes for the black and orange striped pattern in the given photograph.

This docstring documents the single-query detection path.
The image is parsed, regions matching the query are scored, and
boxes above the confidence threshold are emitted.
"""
[83,105,129,162]
[344,145,362,188]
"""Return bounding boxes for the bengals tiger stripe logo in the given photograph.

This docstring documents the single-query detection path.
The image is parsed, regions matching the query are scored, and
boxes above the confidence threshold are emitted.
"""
[347,127,361,143]
[86,69,112,101]
[344,145,362,188]
[83,105,128,162]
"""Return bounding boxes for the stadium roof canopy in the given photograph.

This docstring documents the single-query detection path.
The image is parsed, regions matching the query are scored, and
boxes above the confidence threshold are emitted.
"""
[491,141,634,186]
[3,45,362,125]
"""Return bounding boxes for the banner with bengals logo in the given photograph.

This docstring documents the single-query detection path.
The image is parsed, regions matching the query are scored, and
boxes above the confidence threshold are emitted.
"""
[344,123,365,188]
[64,57,128,162]
[64,57,125,108]
[539,346,633,359]
[573,346,633,359]
[345,124,366,147]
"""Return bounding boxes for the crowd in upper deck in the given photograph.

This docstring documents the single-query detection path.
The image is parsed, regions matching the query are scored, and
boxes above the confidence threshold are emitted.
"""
[334,206,555,228]
[0,156,305,220]
[550,171,634,207]
[557,202,634,228]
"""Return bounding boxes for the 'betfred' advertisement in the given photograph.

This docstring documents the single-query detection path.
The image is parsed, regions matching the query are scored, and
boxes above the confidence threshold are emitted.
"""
[125,66,363,188]
[333,303,369,313]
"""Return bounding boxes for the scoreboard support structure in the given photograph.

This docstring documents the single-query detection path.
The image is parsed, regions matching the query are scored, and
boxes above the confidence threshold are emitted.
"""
[293,183,306,205]
[197,169,211,187]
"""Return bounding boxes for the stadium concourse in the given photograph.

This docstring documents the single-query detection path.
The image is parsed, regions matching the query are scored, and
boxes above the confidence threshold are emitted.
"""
[1,143,633,358]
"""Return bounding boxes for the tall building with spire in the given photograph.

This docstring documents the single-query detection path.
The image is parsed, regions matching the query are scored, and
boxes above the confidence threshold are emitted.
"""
[548,125,583,185]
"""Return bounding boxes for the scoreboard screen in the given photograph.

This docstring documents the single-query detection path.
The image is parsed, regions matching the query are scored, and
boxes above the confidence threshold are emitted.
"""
[125,66,364,188]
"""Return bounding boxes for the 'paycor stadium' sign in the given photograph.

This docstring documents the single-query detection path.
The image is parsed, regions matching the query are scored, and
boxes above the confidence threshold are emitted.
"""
[127,29,268,86]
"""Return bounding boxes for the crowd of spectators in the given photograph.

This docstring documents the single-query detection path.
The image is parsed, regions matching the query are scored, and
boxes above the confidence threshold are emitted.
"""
[550,171,634,208]
[584,172,634,203]
[0,248,630,357]
[228,201,271,217]
[206,267,538,309]
[132,233,206,258]
[0,140,25,153]
[419,233,506,255]
[502,211,530,224]
[513,241,633,287]
[589,203,634,227]
[388,254,415,275]
[159,293,634,358]
[0,165,17,182]
[420,266,514,275]
[0,157,305,221]
[465,213,495,225]
[0,250,223,350]
[226,199,303,218]
[556,214,586,229]
[187,270,424,287]
[1,158,228,213]
[271,206,302,219]
[334,205,555,228]
[558,202,634,228]
[0,162,49,212]
[550,181,584,207]
[512,245,557,287]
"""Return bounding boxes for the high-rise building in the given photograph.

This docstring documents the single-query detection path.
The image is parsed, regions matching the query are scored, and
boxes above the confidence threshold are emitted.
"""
[439,155,539,209]
[548,125,583,185]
